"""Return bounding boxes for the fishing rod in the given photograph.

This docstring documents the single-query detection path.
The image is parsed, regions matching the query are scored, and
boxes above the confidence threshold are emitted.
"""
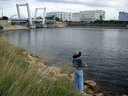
[83,47,97,81]
[82,46,97,68]
[85,47,97,61]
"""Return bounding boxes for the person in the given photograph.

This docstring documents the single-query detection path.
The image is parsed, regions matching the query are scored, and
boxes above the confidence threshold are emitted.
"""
[72,51,87,94]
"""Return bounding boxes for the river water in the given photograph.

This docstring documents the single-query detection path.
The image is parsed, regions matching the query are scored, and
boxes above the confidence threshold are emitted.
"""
[4,28,128,95]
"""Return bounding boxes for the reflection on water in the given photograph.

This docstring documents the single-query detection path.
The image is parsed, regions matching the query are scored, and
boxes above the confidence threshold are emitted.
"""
[5,28,128,95]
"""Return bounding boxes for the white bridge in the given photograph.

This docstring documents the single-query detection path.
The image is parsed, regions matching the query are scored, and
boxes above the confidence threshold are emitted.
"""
[10,3,46,28]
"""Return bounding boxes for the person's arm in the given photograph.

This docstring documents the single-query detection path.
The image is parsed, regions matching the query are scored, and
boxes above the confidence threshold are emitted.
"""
[81,59,88,68]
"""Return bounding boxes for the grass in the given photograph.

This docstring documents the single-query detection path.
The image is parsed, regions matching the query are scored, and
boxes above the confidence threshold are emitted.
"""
[0,37,82,96]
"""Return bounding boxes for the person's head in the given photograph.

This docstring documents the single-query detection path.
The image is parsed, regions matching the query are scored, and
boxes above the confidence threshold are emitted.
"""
[73,51,81,59]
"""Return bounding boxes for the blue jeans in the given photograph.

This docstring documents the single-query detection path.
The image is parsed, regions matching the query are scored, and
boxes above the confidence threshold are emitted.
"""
[73,69,83,93]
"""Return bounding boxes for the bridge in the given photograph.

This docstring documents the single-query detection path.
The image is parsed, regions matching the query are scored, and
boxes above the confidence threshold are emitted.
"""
[9,3,46,28]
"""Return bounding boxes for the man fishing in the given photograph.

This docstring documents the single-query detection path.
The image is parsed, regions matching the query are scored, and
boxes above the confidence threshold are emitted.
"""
[72,51,87,94]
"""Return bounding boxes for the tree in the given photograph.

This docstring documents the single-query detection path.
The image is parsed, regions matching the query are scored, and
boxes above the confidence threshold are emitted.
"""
[46,15,54,20]
[2,16,8,20]
[36,16,42,19]
[55,17,60,21]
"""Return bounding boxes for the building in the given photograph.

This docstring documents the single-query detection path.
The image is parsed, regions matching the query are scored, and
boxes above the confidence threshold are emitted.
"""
[46,12,72,21]
[119,12,128,21]
[71,13,81,22]
[72,10,105,22]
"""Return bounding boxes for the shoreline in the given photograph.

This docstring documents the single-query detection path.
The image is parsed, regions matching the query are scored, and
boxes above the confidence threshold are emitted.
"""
[67,26,128,29]
[0,24,128,31]
[67,23,128,29]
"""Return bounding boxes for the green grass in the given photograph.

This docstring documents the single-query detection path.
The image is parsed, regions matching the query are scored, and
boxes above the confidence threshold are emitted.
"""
[0,37,81,96]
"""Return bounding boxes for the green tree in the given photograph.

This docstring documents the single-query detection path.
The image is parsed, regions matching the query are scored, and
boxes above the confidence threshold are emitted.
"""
[46,15,54,20]
[2,16,8,20]
[55,17,60,21]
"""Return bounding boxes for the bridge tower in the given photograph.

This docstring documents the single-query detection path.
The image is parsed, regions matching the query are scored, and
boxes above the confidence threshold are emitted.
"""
[34,8,46,25]
[16,3,32,26]
[0,8,3,17]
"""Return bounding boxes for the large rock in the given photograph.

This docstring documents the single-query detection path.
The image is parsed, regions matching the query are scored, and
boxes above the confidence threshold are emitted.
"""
[84,80,97,88]
[27,54,36,61]
[84,80,101,95]
[51,66,62,74]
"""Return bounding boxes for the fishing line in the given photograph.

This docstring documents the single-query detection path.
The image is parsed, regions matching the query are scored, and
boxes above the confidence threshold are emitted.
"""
[83,46,98,81]
[85,47,97,61]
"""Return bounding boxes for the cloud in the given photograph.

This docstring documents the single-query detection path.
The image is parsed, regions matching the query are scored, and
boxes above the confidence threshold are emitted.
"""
[37,0,110,7]
[0,0,128,20]
[0,0,10,1]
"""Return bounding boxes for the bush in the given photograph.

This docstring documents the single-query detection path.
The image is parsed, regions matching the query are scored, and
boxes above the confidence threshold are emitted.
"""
[11,22,16,25]
[46,16,54,20]
[55,17,60,21]
[2,16,8,20]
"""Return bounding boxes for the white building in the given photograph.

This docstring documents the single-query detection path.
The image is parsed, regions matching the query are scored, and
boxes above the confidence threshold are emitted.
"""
[72,10,105,22]
[46,12,72,21]
[119,12,128,21]
[71,13,81,22]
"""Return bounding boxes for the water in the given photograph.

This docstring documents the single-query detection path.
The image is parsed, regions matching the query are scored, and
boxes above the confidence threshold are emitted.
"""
[4,28,128,95]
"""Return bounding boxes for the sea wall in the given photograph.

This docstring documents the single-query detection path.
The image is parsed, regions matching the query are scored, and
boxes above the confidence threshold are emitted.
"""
[0,20,9,26]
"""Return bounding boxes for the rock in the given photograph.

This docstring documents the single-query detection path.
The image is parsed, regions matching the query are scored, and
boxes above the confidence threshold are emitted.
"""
[38,62,47,68]
[84,80,100,95]
[56,74,68,77]
[122,95,127,96]
[84,80,97,88]
[43,66,52,74]
[23,51,27,55]
[69,73,74,80]
[95,93,104,96]
[84,88,94,95]
[51,66,62,74]
[84,85,89,90]
[27,54,36,61]
[84,94,92,96]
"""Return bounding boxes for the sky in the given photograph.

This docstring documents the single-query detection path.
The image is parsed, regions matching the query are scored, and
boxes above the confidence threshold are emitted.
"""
[0,0,128,20]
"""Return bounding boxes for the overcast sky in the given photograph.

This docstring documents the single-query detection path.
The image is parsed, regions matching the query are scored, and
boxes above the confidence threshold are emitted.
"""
[0,0,128,20]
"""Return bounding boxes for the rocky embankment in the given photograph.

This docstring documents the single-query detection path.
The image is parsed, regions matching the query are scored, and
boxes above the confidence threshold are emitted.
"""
[0,20,28,31]
[2,25,28,31]
[23,51,104,96]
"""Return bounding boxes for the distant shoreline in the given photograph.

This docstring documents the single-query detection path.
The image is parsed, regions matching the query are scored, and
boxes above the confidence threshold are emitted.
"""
[66,25,128,29]
[67,23,128,29]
